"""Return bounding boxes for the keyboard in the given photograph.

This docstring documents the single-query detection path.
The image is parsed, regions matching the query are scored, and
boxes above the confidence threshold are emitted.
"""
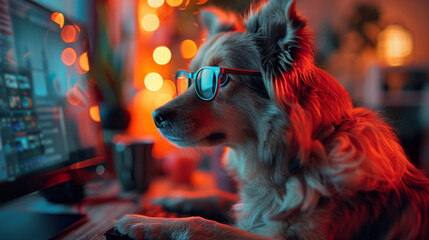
[104,203,188,240]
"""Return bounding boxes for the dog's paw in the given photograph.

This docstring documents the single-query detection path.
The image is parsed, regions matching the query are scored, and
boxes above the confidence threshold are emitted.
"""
[115,214,208,240]
[115,214,155,240]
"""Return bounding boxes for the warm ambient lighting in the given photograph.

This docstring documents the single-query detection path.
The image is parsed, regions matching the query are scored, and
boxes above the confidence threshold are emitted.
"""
[153,46,171,65]
[89,105,101,122]
[180,39,197,59]
[79,52,90,72]
[51,12,64,28]
[377,24,413,66]
[155,93,173,108]
[196,0,208,5]
[144,72,163,91]
[61,25,79,43]
[141,14,160,32]
[166,0,183,7]
[61,48,77,66]
[148,0,164,8]
[163,80,176,97]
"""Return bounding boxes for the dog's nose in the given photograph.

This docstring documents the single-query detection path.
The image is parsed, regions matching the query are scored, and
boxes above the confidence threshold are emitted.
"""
[152,108,175,128]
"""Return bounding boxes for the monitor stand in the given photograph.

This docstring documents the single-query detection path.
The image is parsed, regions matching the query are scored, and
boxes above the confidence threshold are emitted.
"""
[0,210,87,240]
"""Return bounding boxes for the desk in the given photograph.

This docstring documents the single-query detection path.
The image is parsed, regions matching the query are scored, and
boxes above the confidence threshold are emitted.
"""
[60,170,217,239]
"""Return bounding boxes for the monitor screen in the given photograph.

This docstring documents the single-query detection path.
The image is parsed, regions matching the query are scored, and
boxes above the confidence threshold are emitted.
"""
[0,0,103,201]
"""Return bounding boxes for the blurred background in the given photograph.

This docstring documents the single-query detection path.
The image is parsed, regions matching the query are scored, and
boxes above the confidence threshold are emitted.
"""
[34,0,429,180]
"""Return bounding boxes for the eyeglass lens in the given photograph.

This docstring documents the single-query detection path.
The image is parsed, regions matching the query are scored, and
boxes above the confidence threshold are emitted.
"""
[196,69,217,99]
[176,71,189,96]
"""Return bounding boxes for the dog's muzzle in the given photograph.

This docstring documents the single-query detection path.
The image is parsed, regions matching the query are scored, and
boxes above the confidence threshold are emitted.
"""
[152,108,175,128]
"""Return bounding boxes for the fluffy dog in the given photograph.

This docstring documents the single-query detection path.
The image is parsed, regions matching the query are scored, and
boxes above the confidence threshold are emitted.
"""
[116,0,429,239]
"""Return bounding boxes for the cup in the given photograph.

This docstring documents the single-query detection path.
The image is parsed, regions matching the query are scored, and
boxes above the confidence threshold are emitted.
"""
[112,136,154,192]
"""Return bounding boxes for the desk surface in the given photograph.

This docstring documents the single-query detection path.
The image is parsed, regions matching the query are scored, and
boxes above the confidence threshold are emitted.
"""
[59,170,217,239]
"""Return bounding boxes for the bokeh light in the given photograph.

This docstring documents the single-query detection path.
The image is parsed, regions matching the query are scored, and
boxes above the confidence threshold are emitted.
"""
[166,0,183,7]
[61,25,79,43]
[66,88,81,105]
[144,72,163,91]
[89,105,101,122]
[61,48,77,66]
[153,46,171,65]
[180,39,197,59]
[79,52,90,72]
[51,12,64,28]
[141,14,160,32]
[377,25,413,66]
[148,0,164,8]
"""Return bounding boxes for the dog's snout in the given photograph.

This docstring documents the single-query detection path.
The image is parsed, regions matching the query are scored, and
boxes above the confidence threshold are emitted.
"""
[153,108,175,128]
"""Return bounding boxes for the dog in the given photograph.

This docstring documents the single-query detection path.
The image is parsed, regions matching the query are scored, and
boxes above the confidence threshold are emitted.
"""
[116,0,429,239]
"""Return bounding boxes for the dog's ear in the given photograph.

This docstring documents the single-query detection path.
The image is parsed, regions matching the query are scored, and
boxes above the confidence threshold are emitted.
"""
[200,7,244,39]
[245,0,313,101]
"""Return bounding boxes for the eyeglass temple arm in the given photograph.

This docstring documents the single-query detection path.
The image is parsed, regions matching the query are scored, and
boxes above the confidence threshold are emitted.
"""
[222,68,262,76]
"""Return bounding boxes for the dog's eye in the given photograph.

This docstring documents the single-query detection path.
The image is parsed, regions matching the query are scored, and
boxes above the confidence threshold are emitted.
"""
[220,74,230,87]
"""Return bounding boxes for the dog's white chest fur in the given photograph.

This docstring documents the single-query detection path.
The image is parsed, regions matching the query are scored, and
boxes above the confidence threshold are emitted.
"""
[225,149,305,238]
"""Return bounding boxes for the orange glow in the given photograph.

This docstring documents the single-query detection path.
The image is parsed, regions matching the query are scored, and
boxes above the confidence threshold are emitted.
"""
[132,89,158,134]
[66,88,81,105]
[90,105,101,122]
[61,48,77,66]
[51,12,65,28]
[23,53,31,59]
[166,0,183,7]
[144,72,163,91]
[377,25,413,66]
[141,14,160,32]
[148,0,164,8]
[79,52,90,72]
[153,46,171,65]
[178,0,190,10]
[155,93,173,108]
[196,0,208,5]
[61,25,79,43]
[180,39,197,59]
[162,80,176,96]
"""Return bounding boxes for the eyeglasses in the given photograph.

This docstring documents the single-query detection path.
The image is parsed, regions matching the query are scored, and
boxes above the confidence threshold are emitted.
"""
[175,66,262,101]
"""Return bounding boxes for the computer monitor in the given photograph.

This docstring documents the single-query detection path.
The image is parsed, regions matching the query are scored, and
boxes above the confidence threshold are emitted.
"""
[0,0,104,238]
[0,0,103,203]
